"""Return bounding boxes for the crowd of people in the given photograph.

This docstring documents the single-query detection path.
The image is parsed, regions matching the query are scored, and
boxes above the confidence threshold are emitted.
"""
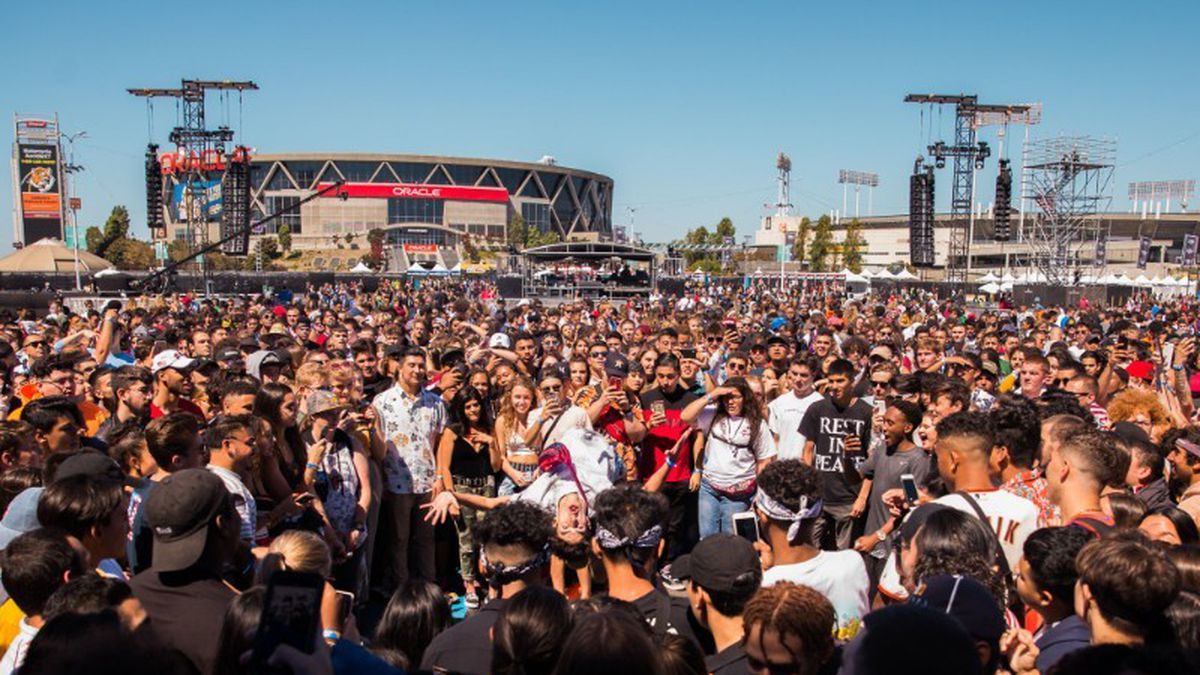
[0,276,1198,674]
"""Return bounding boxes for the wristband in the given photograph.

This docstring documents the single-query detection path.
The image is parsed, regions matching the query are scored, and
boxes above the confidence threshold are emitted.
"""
[322,629,341,644]
[305,462,321,471]
[665,458,677,469]
[1173,364,1185,371]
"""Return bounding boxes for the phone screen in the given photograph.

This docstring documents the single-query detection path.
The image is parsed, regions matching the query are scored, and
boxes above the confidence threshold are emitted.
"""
[251,571,323,668]
[680,348,697,360]
[901,474,919,503]
[732,513,759,542]
[334,590,355,624]
[651,400,665,417]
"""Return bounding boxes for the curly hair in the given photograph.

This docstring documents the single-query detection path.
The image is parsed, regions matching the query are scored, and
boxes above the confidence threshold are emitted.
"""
[756,459,820,514]
[989,395,1042,469]
[473,500,554,558]
[742,583,835,674]
[1106,388,1171,428]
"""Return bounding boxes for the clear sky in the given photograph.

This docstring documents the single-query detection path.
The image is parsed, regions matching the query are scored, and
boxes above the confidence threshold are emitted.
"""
[2,0,1197,251]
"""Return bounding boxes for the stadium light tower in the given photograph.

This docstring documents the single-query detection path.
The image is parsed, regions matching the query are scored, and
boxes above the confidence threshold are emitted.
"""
[838,170,879,219]
[1128,180,1195,217]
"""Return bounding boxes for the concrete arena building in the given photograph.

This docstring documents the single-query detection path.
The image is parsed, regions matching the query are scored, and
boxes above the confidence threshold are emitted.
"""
[753,211,1200,280]
[161,153,614,255]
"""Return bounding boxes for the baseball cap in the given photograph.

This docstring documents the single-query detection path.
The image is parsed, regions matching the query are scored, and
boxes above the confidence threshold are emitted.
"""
[145,469,231,572]
[247,350,285,380]
[671,533,761,594]
[54,451,141,489]
[0,488,43,551]
[151,349,196,374]
[766,335,788,347]
[604,352,630,378]
[909,574,1005,645]
[489,333,511,349]
[1124,361,1154,381]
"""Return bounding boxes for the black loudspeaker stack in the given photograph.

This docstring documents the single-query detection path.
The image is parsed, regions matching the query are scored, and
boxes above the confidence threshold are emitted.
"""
[909,167,935,267]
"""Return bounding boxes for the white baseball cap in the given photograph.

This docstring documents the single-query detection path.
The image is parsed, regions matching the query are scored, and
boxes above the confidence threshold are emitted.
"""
[151,349,197,374]
[488,333,511,349]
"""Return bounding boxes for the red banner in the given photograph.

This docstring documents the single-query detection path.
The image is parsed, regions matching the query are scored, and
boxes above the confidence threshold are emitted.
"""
[317,182,508,203]
[403,244,438,253]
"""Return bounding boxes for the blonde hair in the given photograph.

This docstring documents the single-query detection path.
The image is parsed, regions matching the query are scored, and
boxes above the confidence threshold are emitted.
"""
[327,360,357,387]
[294,362,328,391]
[259,530,332,581]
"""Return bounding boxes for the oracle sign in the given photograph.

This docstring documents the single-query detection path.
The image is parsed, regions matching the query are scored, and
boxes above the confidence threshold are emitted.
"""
[317,181,508,203]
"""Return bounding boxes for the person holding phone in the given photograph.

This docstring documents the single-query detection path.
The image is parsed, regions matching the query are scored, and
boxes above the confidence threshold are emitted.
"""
[640,353,700,564]
[585,354,647,482]
[681,378,777,540]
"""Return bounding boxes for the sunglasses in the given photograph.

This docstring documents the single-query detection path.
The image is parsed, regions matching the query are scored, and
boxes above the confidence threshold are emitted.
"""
[871,380,893,388]
[728,362,747,370]
[589,351,607,358]
[540,384,562,393]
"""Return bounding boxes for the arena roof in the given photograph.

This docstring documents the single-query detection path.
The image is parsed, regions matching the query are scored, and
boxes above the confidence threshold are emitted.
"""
[251,153,612,183]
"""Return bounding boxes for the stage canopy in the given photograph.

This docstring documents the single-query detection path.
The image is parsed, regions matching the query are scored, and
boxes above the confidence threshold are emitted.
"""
[0,238,114,273]
[522,241,656,263]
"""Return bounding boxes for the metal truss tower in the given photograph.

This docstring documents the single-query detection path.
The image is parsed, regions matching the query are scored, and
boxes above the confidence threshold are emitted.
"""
[1023,136,1115,285]
[904,94,1029,285]
[773,153,793,217]
[128,79,258,274]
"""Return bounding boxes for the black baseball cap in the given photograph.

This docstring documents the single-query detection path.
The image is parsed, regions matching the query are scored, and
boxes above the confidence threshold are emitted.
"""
[909,574,1006,645]
[604,352,630,378]
[145,469,231,572]
[671,533,761,594]
[54,451,142,489]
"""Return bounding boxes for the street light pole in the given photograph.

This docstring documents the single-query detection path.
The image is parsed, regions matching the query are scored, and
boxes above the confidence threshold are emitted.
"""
[62,131,87,291]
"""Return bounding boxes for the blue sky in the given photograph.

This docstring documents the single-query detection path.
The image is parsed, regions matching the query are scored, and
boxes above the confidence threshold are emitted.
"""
[2,0,1197,251]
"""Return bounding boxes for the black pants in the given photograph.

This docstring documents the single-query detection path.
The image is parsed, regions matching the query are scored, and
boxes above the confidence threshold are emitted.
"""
[377,492,435,594]
[810,501,861,551]
[659,481,699,562]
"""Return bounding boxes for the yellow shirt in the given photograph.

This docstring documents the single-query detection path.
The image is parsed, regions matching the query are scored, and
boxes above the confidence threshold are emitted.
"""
[0,598,25,653]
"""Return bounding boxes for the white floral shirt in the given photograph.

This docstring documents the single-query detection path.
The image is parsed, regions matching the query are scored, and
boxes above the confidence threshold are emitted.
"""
[374,384,446,495]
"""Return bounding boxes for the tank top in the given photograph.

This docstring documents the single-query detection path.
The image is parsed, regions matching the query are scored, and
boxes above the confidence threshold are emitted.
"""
[449,430,493,479]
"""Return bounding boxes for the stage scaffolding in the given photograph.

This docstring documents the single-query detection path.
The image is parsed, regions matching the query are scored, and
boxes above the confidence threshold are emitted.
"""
[1022,136,1115,285]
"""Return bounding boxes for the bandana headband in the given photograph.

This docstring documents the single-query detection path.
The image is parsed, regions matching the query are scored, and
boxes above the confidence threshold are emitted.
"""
[480,545,550,588]
[594,524,663,551]
[753,490,823,545]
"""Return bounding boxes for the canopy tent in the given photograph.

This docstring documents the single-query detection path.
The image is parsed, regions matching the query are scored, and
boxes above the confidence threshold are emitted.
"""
[978,282,1001,294]
[1133,274,1153,288]
[1000,272,1017,283]
[93,268,122,278]
[892,269,918,280]
[874,269,896,279]
[841,269,869,283]
[0,238,114,273]
[978,271,1000,283]
[349,261,373,273]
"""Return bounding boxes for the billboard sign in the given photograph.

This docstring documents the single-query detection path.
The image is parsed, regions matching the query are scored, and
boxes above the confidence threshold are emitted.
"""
[172,180,223,222]
[318,182,509,203]
[17,143,64,243]
[1137,236,1152,270]
[1183,234,1199,266]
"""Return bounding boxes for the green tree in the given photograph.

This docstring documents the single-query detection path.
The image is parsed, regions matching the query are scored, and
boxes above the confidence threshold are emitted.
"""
[258,236,280,259]
[841,219,866,273]
[793,217,810,265]
[507,214,559,249]
[94,206,131,258]
[277,224,292,254]
[166,240,189,262]
[85,226,103,254]
[367,228,386,267]
[808,215,834,272]
[107,238,155,271]
[712,217,735,245]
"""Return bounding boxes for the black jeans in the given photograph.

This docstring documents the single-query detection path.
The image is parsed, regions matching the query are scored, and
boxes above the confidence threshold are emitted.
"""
[659,481,699,562]
[377,492,435,593]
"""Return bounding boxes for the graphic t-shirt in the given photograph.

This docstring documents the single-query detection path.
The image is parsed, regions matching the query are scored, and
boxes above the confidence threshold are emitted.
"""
[797,397,874,506]
[762,550,869,641]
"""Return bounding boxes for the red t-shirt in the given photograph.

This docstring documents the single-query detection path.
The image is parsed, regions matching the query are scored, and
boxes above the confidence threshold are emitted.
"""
[150,398,206,421]
[639,387,698,483]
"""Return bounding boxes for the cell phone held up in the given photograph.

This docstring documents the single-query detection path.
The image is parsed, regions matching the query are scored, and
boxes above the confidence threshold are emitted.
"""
[901,473,920,504]
[249,570,324,674]
[732,511,759,543]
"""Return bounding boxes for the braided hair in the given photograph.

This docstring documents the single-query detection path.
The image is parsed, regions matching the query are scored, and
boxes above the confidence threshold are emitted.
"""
[742,583,835,675]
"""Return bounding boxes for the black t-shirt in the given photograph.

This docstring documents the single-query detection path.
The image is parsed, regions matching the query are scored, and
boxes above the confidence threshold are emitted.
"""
[631,588,714,654]
[797,397,873,506]
[129,569,238,675]
[420,597,507,675]
[707,643,750,675]
[362,373,393,401]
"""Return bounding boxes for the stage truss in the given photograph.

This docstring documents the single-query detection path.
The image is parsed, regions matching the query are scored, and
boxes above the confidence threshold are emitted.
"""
[1022,136,1115,285]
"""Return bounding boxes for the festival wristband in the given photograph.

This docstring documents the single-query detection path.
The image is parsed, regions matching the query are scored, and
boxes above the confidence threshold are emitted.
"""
[323,629,341,643]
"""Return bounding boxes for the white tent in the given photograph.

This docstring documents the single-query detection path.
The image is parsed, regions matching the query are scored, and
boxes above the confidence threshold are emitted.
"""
[841,269,869,283]
[874,269,895,279]
[978,271,1000,283]
[1001,272,1017,284]
[893,269,918,280]
[450,261,463,273]
[1176,277,1192,286]
[859,269,876,279]
[999,281,1014,292]
[979,282,1001,294]
[93,268,122,277]
[349,261,373,273]
[1133,274,1153,287]
[0,238,114,273]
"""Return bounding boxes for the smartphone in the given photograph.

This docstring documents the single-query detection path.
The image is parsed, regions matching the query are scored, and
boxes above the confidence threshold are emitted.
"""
[1163,342,1175,369]
[651,400,666,417]
[249,571,324,671]
[334,590,355,624]
[901,473,919,503]
[680,348,697,360]
[732,511,759,543]
[607,375,624,391]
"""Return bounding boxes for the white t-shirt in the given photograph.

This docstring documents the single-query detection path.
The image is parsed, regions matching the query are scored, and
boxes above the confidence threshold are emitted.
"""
[696,406,776,488]
[208,464,257,543]
[933,489,1039,572]
[876,488,1040,601]
[762,550,869,641]
[515,427,620,513]
[768,390,824,460]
